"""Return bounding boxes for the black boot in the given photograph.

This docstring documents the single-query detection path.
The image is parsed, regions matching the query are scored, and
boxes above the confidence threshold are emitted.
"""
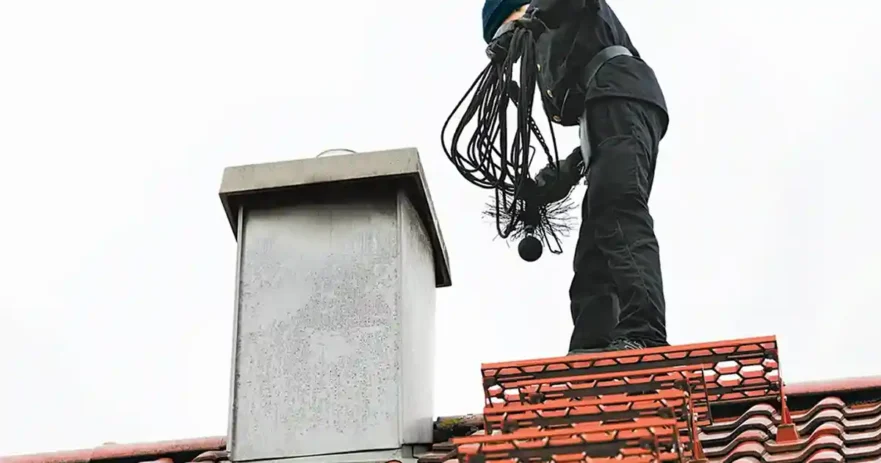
[569,338,647,355]
[567,346,609,355]
[606,338,647,351]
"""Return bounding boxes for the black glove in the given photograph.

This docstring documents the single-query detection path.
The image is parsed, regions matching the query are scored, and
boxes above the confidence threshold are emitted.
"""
[486,24,515,63]
[532,148,584,203]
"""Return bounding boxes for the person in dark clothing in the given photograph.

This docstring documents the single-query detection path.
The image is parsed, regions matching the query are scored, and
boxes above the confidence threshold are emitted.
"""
[482,0,670,353]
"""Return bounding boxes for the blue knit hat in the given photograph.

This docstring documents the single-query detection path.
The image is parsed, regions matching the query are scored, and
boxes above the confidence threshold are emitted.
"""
[482,0,530,43]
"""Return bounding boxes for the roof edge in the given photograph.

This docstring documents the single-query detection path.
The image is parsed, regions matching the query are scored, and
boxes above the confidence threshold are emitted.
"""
[787,375,881,396]
[0,437,226,463]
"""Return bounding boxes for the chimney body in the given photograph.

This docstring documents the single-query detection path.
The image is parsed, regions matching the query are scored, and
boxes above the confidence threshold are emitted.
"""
[219,148,451,463]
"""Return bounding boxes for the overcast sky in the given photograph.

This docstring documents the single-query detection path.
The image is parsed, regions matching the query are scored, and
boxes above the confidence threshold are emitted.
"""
[1,0,879,456]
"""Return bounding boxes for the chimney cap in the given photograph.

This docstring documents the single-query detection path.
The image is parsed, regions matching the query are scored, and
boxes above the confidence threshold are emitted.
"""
[218,147,451,287]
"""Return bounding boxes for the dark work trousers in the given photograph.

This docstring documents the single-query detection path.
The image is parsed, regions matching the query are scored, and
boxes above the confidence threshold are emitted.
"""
[568,97,668,351]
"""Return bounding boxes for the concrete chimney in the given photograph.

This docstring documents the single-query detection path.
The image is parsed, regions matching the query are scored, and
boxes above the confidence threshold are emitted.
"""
[218,148,451,463]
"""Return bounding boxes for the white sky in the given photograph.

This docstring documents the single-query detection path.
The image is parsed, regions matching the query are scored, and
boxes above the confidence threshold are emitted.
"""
[1,0,879,456]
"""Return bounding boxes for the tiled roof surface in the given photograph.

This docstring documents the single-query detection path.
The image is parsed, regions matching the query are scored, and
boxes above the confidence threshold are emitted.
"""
[3,343,880,463]
[421,386,881,462]
[422,340,881,463]
[700,397,881,462]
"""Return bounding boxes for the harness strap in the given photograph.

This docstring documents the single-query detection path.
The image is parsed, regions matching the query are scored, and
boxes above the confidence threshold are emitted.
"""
[578,45,633,174]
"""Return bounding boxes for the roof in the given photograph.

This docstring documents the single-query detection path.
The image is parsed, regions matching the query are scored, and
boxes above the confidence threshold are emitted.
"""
[423,335,881,463]
[4,342,881,463]
[5,377,881,463]
[425,376,881,463]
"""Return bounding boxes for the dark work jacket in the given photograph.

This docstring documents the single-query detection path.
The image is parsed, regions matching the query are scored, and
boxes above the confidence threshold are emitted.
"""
[579,0,669,136]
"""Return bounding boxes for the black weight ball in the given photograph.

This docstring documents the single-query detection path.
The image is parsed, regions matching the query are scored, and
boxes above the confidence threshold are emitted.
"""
[518,235,543,262]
